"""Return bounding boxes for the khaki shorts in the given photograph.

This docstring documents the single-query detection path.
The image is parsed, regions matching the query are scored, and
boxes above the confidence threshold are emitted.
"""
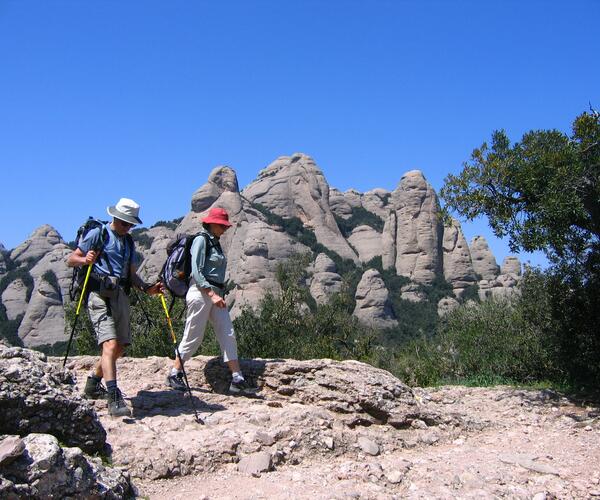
[87,290,132,346]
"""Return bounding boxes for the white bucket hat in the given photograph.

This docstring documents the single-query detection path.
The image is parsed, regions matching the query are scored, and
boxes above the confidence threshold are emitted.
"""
[107,197,142,225]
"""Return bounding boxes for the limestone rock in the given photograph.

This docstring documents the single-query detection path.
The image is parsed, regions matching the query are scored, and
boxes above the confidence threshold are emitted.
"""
[470,236,499,280]
[18,277,66,347]
[0,434,133,499]
[227,220,310,317]
[442,218,477,296]
[361,188,391,220]
[29,243,73,301]
[438,296,460,317]
[242,153,358,262]
[10,225,65,267]
[191,166,240,213]
[357,436,380,456]
[0,436,25,465]
[390,171,443,284]
[136,225,176,282]
[348,225,382,263]
[381,211,397,270]
[400,283,427,303]
[0,344,106,453]
[309,253,343,305]
[237,451,273,475]
[203,356,419,427]
[501,256,522,276]
[329,188,353,219]
[353,269,397,329]
[1,279,28,321]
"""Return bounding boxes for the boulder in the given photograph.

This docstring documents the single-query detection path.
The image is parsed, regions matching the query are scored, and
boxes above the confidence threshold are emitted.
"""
[470,236,499,281]
[10,225,65,267]
[348,225,382,263]
[18,278,66,348]
[1,279,28,321]
[438,296,460,317]
[0,434,133,499]
[136,225,176,282]
[242,153,358,262]
[353,269,397,329]
[309,253,343,305]
[0,344,106,454]
[442,218,477,296]
[501,256,522,276]
[389,171,443,284]
[227,220,310,317]
[361,188,391,220]
[191,166,240,213]
[329,188,353,219]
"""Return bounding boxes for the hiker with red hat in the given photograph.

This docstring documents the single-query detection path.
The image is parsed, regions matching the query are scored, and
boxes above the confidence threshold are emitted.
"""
[166,207,258,395]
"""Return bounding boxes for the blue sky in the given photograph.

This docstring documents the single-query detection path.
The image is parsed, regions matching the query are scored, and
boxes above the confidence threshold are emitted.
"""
[1,1,598,268]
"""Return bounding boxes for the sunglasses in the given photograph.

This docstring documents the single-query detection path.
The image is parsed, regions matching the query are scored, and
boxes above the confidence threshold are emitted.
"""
[117,219,134,228]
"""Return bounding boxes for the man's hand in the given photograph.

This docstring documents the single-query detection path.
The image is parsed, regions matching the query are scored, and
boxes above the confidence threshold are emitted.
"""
[145,282,165,296]
[85,250,98,266]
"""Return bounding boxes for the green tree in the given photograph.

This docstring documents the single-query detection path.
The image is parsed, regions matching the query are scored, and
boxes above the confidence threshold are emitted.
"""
[441,110,600,386]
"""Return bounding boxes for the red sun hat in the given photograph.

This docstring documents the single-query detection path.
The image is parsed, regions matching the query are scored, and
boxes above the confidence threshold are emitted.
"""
[202,207,232,227]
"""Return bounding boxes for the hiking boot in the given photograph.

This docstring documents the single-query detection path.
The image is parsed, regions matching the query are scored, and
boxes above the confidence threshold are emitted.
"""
[83,376,108,400]
[166,372,186,391]
[107,388,131,417]
[229,378,259,396]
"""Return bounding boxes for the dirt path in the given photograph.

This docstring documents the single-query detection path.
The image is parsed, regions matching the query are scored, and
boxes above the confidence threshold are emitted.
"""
[132,386,600,499]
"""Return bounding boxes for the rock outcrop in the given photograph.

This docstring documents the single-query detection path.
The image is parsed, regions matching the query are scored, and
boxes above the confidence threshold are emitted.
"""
[309,253,343,305]
[388,171,443,285]
[501,256,522,276]
[470,236,499,281]
[1,279,28,321]
[348,225,382,263]
[0,343,106,454]
[0,434,133,499]
[9,225,64,267]
[353,269,397,329]
[2,156,525,347]
[191,166,240,213]
[442,218,477,297]
[242,154,358,262]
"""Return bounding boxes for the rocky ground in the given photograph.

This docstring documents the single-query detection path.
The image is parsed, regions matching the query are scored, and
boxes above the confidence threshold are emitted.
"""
[58,355,600,500]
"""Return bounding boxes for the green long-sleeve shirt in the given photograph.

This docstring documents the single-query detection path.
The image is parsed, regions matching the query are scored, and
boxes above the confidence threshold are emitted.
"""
[190,230,227,296]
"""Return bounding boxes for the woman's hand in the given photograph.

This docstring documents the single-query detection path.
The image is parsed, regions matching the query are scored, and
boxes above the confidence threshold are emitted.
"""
[207,290,226,308]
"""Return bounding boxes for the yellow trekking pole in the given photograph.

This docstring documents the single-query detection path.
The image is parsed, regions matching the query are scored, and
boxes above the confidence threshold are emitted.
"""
[63,264,93,368]
[159,293,203,424]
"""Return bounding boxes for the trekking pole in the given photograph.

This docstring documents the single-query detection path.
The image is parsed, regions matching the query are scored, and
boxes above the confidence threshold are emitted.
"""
[63,264,93,368]
[159,293,204,424]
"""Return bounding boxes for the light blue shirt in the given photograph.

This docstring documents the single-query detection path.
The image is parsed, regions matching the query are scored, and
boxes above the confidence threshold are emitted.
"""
[78,224,140,278]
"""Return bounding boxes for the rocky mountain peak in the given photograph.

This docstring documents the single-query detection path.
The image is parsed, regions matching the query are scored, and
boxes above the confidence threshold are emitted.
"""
[243,153,358,262]
[9,224,65,266]
[191,165,240,213]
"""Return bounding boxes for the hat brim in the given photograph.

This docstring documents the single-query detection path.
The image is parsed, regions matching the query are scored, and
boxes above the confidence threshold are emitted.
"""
[107,206,142,225]
[202,216,232,227]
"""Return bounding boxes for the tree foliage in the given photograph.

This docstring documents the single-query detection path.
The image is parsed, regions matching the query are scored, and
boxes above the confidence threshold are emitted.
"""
[441,110,600,386]
[441,111,600,267]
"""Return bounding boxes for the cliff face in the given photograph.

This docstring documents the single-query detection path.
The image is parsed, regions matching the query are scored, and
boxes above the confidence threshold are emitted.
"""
[1,154,521,347]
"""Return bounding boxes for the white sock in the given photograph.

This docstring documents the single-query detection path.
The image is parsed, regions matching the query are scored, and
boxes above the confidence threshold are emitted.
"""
[170,368,182,377]
[232,371,244,383]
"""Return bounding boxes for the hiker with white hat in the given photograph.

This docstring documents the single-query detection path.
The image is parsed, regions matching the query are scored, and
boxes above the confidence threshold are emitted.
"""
[67,197,163,417]
[166,207,258,396]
